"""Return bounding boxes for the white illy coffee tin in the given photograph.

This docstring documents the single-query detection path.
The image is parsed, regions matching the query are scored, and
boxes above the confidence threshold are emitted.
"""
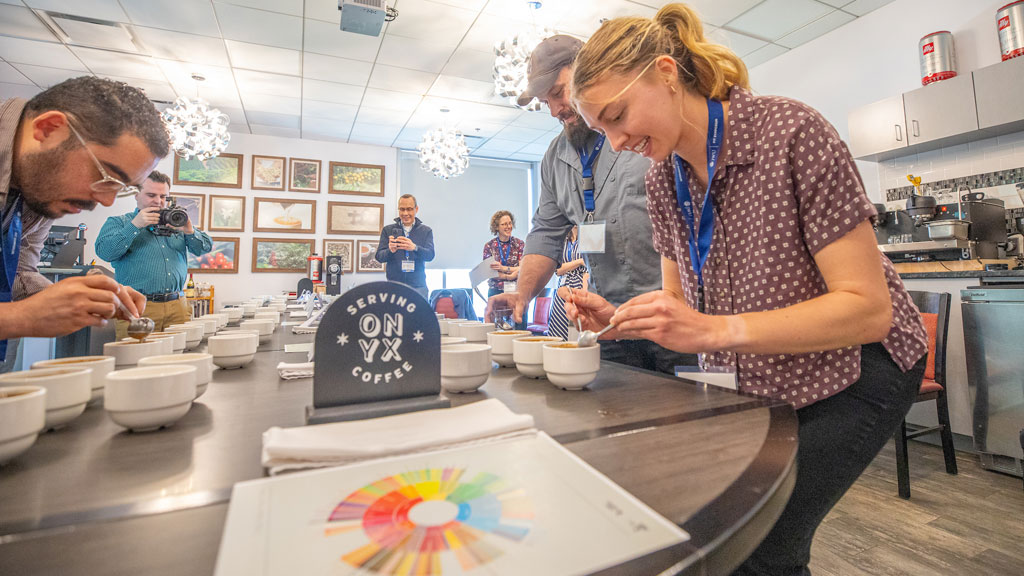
[997,0,1024,61]
[919,31,957,86]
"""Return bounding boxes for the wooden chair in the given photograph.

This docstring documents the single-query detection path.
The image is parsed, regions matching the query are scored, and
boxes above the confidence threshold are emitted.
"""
[895,291,958,499]
[527,296,552,336]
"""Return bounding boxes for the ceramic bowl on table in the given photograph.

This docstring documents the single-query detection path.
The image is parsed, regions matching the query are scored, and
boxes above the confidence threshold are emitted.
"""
[201,313,228,329]
[486,330,532,367]
[149,331,186,352]
[120,336,173,356]
[165,324,203,350]
[189,318,218,339]
[441,336,467,346]
[253,311,280,326]
[0,386,46,465]
[32,355,115,405]
[0,367,91,429]
[458,322,495,343]
[207,332,258,369]
[138,353,214,399]
[239,319,274,343]
[103,340,165,367]
[447,320,476,338]
[437,319,453,336]
[241,304,257,318]
[512,336,563,378]
[542,342,601,390]
[104,365,196,432]
[440,344,494,393]
[220,307,244,324]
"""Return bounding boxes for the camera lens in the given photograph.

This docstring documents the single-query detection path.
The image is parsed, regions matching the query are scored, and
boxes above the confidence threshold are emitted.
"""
[166,208,188,228]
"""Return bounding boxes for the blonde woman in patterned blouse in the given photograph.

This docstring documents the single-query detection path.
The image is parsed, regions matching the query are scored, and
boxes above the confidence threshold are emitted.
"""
[564,4,928,575]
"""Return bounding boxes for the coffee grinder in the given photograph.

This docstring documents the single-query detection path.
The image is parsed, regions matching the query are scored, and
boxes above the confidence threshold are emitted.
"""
[325,255,344,295]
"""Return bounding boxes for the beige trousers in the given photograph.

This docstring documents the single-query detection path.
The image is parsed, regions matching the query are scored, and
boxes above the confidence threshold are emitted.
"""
[115,298,191,340]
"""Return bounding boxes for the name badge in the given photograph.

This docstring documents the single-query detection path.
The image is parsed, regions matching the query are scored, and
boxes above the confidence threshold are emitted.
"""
[503,281,517,294]
[401,259,415,272]
[578,220,606,253]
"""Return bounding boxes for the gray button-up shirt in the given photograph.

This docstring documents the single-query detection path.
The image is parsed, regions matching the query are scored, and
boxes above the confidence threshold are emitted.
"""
[526,130,662,306]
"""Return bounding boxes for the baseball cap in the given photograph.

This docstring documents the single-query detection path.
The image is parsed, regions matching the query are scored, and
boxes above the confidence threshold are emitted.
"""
[516,34,584,107]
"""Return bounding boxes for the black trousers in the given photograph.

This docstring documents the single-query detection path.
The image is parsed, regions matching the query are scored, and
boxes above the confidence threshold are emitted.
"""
[599,339,698,375]
[733,342,925,576]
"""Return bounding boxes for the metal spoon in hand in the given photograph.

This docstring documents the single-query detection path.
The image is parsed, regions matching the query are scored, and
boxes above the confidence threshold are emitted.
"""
[577,323,614,347]
[86,269,154,341]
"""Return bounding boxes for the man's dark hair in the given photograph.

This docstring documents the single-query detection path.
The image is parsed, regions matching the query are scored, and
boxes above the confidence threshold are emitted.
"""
[24,76,169,158]
[147,170,171,188]
[399,193,417,207]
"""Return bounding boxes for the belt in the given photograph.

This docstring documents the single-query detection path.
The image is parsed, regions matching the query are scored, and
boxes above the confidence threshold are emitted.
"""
[144,291,183,303]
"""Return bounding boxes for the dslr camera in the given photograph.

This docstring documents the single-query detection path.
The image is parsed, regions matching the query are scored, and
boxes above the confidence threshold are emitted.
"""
[150,197,189,236]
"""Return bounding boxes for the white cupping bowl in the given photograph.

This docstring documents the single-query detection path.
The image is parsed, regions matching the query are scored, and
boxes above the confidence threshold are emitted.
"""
[32,355,115,405]
[138,353,214,399]
[221,307,244,324]
[458,322,495,342]
[241,304,257,318]
[239,319,274,343]
[104,365,196,432]
[440,343,493,393]
[542,342,601,390]
[122,336,174,356]
[166,324,203,349]
[207,332,258,369]
[0,386,46,464]
[441,336,467,346]
[253,311,280,325]
[0,367,91,429]
[188,318,217,338]
[149,331,186,352]
[512,336,564,378]
[104,340,166,366]
[486,330,533,367]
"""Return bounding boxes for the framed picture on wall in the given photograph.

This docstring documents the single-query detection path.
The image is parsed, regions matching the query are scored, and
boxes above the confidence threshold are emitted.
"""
[253,198,316,234]
[173,153,243,188]
[327,201,383,235]
[252,238,314,273]
[329,162,385,196]
[188,237,240,273]
[289,158,321,192]
[251,155,286,191]
[323,239,354,274]
[357,240,384,272]
[170,193,204,229]
[208,195,245,232]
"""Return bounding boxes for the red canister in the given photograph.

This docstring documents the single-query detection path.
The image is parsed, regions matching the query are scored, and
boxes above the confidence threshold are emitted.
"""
[998,1,1024,60]
[919,31,957,86]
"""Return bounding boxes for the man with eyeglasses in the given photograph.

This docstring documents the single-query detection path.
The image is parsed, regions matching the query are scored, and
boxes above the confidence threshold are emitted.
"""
[375,194,435,299]
[96,170,212,338]
[0,76,168,368]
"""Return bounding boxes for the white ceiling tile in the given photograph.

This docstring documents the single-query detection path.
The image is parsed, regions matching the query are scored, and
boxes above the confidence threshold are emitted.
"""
[213,105,246,125]
[475,138,524,154]
[0,81,41,99]
[707,28,768,57]
[418,96,522,125]
[134,26,229,67]
[242,92,300,114]
[0,36,87,70]
[25,0,128,22]
[304,18,382,61]
[441,47,494,84]
[776,9,855,49]
[741,43,789,69]
[392,139,421,150]
[245,110,299,128]
[511,110,561,131]
[233,69,300,97]
[0,4,62,42]
[157,60,240,107]
[103,74,178,101]
[71,46,163,80]
[361,88,421,112]
[349,121,401,141]
[349,136,396,148]
[303,78,364,106]
[215,0,303,17]
[10,64,84,87]
[228,124,251,134]
[397,125,428,141]
[250,123,300,137]
[367,64,435,94]
[817,0,854,6]
[507,153,541,162]
[0,62,32,85]
[303,130,348,142]
[49,15,138,52]
[484,0,655,39]
[355,106,410,126]
[727,0,834,41]
[516,140,552,155]
[301,114,354,137]
[377,35,453,74]
[627,0,761,27]
[225,40,300,75]
[494,125,547,143]
[215,3,302,50]
[303,52,372,85]
[119,0,221,37]
[428,74,506,106]
[842,0,895,17]
[304,0,340,24]
[385,0,477,44]
[302,100,358,123]
[460,14,529,53]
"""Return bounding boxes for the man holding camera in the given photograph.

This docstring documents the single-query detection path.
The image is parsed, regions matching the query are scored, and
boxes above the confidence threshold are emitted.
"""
[96,170,212,337]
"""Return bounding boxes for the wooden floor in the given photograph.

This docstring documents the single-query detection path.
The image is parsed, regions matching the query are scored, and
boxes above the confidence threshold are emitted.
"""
[809,440,1024,576]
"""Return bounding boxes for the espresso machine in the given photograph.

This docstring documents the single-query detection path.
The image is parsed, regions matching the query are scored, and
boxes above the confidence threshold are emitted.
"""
[875,190,1008,262]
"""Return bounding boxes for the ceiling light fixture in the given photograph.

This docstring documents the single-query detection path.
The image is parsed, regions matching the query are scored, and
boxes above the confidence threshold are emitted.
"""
[160,73,231,161]
[418,108,469,180]
[493,1,553,112]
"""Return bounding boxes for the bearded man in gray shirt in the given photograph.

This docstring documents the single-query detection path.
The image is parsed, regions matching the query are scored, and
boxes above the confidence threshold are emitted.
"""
[487,35,695,374]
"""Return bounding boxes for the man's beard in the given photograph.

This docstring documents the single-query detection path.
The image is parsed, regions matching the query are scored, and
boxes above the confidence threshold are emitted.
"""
[564,112,597,150]
[16,145,96,219]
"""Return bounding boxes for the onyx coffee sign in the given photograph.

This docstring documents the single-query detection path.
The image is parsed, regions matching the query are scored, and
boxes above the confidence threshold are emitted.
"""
[313,281,441,409]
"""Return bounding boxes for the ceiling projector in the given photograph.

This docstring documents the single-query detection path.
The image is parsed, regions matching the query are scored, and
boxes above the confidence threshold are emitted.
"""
[338,0,387,36]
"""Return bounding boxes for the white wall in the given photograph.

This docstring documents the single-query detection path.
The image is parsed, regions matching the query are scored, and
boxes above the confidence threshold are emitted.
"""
[748,0,1013,202]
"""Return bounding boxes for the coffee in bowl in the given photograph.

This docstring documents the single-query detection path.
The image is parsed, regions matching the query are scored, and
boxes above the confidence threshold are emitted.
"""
[0,367,91,429]
[32,355,115,405]
[486,330,533,367]
[542,342,600,390]
[512,336,563,378]
[0,385,46,465]
[554,342,579,349]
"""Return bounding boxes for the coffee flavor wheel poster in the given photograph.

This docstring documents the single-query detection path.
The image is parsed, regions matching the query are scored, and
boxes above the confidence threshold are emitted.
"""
[216,433,688,575]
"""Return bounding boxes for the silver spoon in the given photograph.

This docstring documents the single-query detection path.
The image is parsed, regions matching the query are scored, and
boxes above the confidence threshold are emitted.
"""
[567,286,583,334]
[578,323,614,347]
[86,269,155,340]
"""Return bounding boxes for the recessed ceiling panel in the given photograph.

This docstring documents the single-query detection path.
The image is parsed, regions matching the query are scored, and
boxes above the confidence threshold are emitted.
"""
[71,46,163,80]
[442,47,494,84]
[304,18,382,61]
[226,40,301,76]
[0,4,62,42]
[215,3,302,50]
[234,69,300,98]
[385,0,477,43]
[25,0,129,22]
[627,0,761,27]
[361,88,422,112]
[377,35,455,74]
[776,9,855,49]
[0,82,42,99]
[134,26,230,66]
[214,0,303,17]
[302,78,364,106]
[727,0,834,41]
[0,62,32,85]
[367,64,436,95]
[0,36,88,70]
[303,52,373,85]
[119,0,221,37]
[10,63,85,88]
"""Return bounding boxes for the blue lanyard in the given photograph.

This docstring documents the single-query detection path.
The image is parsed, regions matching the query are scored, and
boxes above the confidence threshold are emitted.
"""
[673,98,724,314]
[496,238,512,265]
[0,196,24,358]
[396,222,412,260]
[577,134,605,213]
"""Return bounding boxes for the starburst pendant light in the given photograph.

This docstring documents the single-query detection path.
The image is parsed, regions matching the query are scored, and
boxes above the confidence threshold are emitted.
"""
[493,2,553,111]
[418,109,469,180]
[161,74,231,161]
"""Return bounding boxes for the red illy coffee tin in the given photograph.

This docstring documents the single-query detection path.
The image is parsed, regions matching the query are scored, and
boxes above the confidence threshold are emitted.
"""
[997,1,1024,61]
[919,31,957,86]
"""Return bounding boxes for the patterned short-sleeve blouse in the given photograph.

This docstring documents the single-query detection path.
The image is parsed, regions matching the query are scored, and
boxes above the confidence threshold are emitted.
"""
[645,86,927,408]
[482,236,525,291]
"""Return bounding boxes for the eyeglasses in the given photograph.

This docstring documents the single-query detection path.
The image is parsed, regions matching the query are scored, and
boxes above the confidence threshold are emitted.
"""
[66,120,139,198]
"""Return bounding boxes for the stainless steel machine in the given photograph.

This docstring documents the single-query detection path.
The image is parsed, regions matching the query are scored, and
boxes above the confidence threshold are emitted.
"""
[876,192,1008,262]
[961,285,1024,478]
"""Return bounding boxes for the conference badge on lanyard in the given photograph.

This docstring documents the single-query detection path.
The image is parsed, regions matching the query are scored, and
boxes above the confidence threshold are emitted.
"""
[578,134,606,254]
[674,98,724,314]
[401,258,415,273]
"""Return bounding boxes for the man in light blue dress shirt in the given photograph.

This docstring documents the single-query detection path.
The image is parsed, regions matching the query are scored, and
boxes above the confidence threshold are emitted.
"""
[96,171,212,338]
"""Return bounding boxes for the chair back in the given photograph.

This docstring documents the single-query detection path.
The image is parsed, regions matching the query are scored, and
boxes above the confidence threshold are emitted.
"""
[433,296,457,319]
[532,296,552,325]
[907,291,950,386]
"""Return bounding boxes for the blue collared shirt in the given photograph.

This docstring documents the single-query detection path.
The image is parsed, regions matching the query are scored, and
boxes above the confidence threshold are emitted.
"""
[95,208,212,295]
